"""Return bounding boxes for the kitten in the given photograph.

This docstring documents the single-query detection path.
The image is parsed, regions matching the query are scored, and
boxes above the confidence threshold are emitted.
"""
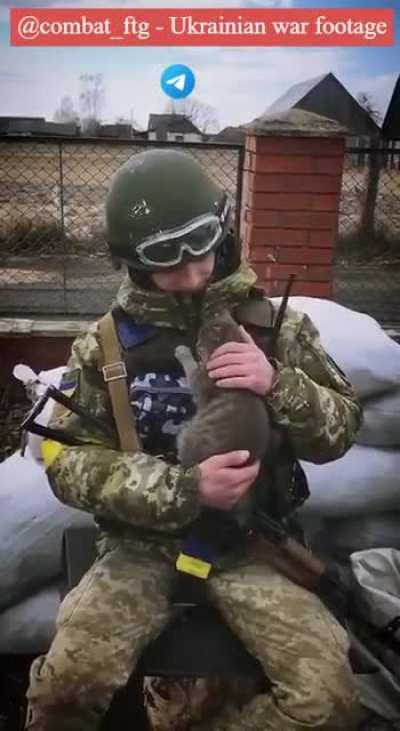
[175,310,273,526]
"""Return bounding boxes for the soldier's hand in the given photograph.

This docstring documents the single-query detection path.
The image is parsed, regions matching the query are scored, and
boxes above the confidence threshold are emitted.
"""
[198,451,260,510]
[207,326,277,396]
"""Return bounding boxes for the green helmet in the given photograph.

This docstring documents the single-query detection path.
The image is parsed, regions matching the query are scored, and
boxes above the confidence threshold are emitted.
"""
[105,149,231,271]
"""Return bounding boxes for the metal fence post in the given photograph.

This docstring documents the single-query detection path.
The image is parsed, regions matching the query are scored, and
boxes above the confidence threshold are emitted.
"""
[58,140,67,309]
[235,144,245,238]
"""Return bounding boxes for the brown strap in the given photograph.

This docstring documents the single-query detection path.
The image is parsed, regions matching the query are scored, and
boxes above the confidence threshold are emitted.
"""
[98,312,141,453]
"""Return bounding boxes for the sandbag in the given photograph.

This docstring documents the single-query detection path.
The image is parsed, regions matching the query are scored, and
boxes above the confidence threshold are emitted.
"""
[356,389,400,447]
[272,297,400,398]
[0,452,95,612]
[0,582,60,654]
[308,513,400,561]
[299,445,400,517]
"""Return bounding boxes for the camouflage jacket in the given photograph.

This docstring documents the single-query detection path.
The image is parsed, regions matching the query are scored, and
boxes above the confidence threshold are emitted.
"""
[43,262,362,546]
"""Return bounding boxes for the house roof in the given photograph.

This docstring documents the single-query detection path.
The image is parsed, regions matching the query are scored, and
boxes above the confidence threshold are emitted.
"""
[265,74,328,115]
[264,72,379,136]
[0,116,77,136]
[147,114,202,138]
[382,74,400,140]
[0,116,46,122]
[211,126,245,144]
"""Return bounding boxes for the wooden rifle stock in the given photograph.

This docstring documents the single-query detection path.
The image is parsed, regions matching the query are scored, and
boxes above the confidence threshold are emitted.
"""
[250,510,326,591]
[251,533,325,591]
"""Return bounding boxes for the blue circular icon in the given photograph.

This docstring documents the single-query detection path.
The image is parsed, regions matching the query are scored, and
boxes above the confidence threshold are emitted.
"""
[161,64,195,100]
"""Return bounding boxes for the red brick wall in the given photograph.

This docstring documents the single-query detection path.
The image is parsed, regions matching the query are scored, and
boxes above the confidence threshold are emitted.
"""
[242,134,345,297]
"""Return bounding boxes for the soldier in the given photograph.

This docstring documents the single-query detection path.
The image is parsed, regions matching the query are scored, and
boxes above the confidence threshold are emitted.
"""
[26,149,362,730]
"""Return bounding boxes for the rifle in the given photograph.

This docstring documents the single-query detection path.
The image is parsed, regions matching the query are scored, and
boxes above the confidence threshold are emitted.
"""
[20,383,115,448]
[251,509,400,660]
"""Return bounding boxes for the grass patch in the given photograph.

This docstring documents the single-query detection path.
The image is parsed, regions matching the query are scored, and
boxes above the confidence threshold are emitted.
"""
[0,217,108,255]
[0,218,67,255]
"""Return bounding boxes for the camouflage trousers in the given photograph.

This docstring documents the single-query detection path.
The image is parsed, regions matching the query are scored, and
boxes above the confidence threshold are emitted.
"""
[26,537,361,730]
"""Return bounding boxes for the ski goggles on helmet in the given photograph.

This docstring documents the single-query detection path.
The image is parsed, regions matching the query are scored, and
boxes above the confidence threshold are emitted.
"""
[136,195,231,269]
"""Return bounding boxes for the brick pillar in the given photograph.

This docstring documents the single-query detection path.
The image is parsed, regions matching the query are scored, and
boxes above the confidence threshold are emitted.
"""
[241,109,346,298]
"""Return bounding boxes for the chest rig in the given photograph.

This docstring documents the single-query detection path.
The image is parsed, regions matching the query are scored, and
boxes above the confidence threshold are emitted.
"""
[98,284,309,524]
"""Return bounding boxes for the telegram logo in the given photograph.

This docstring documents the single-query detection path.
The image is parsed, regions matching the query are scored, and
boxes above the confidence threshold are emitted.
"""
[161,64,195,99]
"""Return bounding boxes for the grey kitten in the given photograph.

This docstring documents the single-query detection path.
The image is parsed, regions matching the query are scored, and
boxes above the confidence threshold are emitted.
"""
[175,310,273,526]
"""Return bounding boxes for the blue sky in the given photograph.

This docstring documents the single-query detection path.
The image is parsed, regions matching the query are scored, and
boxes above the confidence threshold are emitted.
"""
[0,0,398,130]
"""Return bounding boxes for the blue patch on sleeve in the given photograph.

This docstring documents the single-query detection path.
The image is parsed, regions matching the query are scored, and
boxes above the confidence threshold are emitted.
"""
[116,315,158,350]
[60,368,80,392]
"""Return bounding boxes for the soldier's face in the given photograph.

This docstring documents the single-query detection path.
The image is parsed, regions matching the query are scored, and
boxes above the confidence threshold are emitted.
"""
[150,253,215,293]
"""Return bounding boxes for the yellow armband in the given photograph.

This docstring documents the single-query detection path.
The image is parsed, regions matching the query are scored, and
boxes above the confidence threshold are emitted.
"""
[41,439,64,468]
[176,553,212,579]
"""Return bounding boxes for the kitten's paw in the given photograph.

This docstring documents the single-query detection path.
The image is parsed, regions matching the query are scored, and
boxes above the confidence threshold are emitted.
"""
[175,345,192,362]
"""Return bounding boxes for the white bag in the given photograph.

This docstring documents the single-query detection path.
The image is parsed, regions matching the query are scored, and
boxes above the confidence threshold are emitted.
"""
[0,582,60,654]
[13,364,66,462]
[299,445,400,517]
[350,549,400,721]
[356,390,400,447]
[0,452,94,612]
[272,297,400,398]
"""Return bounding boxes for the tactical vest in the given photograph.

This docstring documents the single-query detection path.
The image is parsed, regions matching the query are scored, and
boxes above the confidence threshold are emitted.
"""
[101,287,309,526]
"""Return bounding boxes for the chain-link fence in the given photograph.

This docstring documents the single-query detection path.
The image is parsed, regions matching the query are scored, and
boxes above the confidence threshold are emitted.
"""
[333,143,400,325]
[0,137,244,316]
[1,136,399,325]
[338,144,400,250]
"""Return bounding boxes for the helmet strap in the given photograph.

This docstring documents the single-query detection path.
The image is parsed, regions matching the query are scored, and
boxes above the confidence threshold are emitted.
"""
[212,231,241,282]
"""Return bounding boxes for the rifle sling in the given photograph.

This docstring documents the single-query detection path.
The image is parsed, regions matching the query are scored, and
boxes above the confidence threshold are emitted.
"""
[98,312,141,453]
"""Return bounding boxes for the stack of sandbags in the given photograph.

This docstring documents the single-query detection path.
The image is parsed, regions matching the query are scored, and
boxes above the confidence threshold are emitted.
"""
[273,297,400,400]
[356,390,400,448]
[0,451,94,653]
[0,585,60,654]
[271,297,400,558]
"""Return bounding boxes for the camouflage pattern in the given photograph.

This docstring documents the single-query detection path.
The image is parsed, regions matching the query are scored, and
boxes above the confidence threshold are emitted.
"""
[26,539,171,730]
[44,260,361,534]
[26,540,361,730]
[208,556,361,729]
[144,675,261,731]
[26,260,363,729]
[269,307,362,462]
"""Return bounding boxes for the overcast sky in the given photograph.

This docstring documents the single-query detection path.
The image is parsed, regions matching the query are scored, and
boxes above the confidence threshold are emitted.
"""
[0,0,398,130]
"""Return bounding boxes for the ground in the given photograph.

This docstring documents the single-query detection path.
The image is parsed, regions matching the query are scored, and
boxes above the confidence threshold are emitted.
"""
[1,254,399,324]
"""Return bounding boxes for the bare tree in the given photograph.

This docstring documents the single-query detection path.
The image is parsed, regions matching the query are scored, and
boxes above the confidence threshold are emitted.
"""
[357,92,382,125]
[53,95,79,125]
[164,97,219,134]
[115,108,141,130]
[79,73,104,135]
[356,93,383,238]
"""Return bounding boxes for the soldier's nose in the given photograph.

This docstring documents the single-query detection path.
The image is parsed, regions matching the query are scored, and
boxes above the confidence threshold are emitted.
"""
[180,263,207,289]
